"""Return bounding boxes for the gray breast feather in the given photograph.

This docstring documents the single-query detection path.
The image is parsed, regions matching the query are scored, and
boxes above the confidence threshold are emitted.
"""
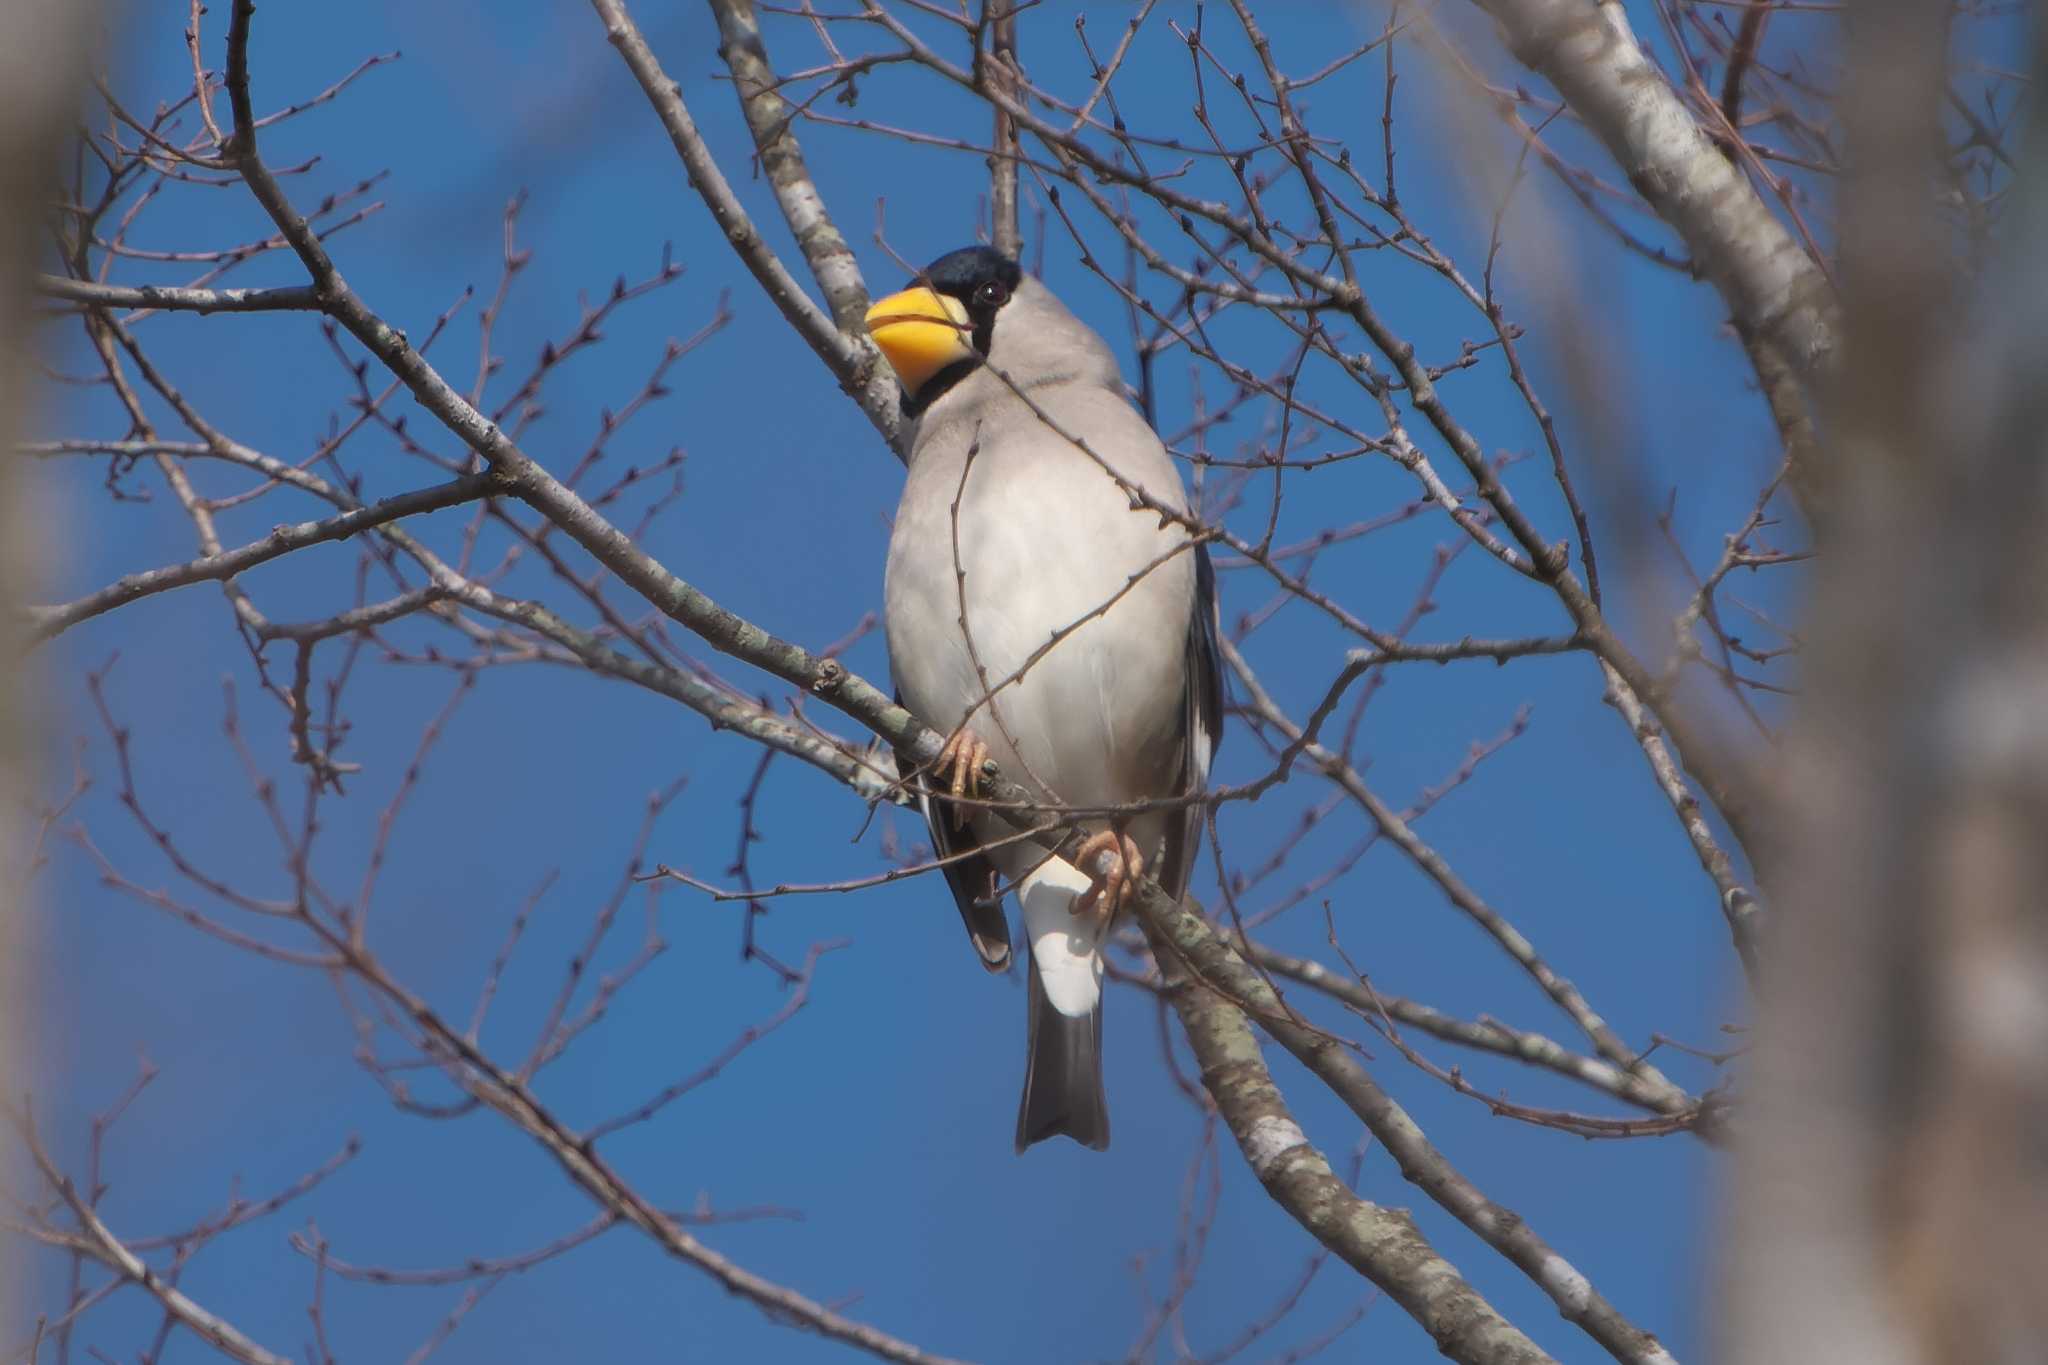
[885,381,1196,827]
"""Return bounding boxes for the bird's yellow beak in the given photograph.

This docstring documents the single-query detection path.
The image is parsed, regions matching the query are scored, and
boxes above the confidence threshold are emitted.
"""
[865,286,973,395]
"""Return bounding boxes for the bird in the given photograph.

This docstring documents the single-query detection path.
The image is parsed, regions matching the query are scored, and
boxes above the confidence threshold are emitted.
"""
[866,246,1222,1152]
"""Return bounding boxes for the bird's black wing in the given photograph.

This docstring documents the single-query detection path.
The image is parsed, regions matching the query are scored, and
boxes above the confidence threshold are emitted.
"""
[1158,542,1225,902]
[894,698,1013,973]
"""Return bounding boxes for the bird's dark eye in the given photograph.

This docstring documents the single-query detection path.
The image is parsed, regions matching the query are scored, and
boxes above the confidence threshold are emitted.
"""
[974,280,1010,308]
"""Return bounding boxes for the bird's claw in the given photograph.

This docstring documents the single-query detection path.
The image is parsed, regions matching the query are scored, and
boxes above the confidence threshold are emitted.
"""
[935,727,991,826]
[1072,829,1143,922]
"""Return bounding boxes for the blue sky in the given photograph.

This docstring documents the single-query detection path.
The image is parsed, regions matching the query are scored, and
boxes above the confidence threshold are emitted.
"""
[17,2,1809,1360]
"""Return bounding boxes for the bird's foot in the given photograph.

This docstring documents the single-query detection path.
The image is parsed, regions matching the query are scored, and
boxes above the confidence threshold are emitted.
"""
[1072,829,1143,922]
[934,726,992,826]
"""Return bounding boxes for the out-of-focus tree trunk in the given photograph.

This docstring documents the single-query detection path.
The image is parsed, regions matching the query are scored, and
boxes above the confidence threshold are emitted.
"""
[1724,8,2048,1364]
[0,0,92,1336]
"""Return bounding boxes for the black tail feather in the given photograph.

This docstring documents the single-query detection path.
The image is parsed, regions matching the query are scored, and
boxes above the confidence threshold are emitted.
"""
[1014,951,1109,1152]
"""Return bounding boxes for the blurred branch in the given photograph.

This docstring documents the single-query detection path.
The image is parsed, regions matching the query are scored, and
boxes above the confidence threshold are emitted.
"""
[1468,0,1835,374]
[1718,0,1769,127]
[1468,0,1836,510]
[1741,325,1823,511]
[1727,7,2048,1363]
[1,6,93,1346]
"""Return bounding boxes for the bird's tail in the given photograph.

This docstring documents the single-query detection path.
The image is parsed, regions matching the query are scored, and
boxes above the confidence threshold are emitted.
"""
[1015,948,1109,1152]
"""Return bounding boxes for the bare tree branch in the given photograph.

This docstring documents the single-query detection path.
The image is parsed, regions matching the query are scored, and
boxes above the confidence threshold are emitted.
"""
[1140,885,1675,1365]
[35,274,321,314]
[707,0,874,339]
[1467,0,1836,378]
[591,0,904,451]
[9,1103,293,1365]
[26,471,502,642]
[1139,909,1559,1365]
[981,0,1022,257]
[1247,943,1717,1136]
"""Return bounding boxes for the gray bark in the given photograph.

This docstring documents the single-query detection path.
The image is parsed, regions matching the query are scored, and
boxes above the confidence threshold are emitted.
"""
[1724,10,2048,1364]
[0,0,94,1341]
